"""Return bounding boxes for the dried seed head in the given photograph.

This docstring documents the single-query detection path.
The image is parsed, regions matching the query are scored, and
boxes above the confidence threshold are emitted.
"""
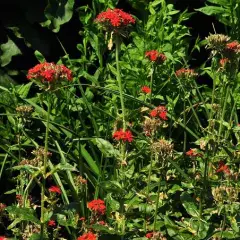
[32,147,52,158]
[175,68,198,79]
[143,117,162,136]
[206,34,230,51]
[212,185,238,203]
[151,139,173,159]
[16,105,34,117]
[75,176,87,186]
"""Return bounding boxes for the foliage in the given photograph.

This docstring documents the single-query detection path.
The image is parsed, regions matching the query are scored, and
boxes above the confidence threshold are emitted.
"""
[1,0,240,239]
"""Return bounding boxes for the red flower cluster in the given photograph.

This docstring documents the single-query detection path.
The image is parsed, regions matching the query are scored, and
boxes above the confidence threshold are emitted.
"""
[77,232,97,240]
[150,106,167,120]
[186,148,201,157]
[176,68,197,78]
[87,199,106,216]
[216,161,230,175]
[113,129,133,142]
[0,236,7,240]
[145,50,166,63]
[49,185,61,194]
[141,86,151,94]
[27,62,72,83]
[219,58,229,67]
[48,220,56,227]
[226,41,240,53]
[146,232,154,239]
[95,8,135,28]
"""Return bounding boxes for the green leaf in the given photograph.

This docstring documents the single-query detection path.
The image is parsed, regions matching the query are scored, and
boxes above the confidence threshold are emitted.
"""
[196,6,229,16]
[168,184,183,194]
[34,50,46,63]
[100,181,124,194]
[81,145,100,176]
[7,218,22,229]
[207,0,229,5]
[44,0,75,32]
[92,138,120,158]
[89,224,116,234]
[0,37,21,67]
[17,82,33,98]
[180,192,199,217]
[29,234,41,240]
[6,206,40,224]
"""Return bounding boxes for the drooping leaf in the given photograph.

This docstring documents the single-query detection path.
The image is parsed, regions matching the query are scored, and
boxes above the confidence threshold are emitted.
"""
[180,192,199,217]
[6,206,40,224]
[0,37,21,67]
[44,0,75,32]
[92,138,120,158]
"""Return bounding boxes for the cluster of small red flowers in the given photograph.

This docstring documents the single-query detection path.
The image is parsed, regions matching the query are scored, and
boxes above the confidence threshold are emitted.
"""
[186,148,201,157]
[219,58,229,67]
[48,219,56,227]
[141,86,151,94]
[113,129,133,142]
[87,199,106,216]
[95,8,135,28]
[77,232,97,240]
[145,50,166,63]
[176,68,197,78]
[0,203,6,212]
[146,232,154,239]
[226,41,240,53]
[49,185,61,194]
[216,161,230,175]
[0,236,7,240]
[150,106,168,121]
[27,62,72,83]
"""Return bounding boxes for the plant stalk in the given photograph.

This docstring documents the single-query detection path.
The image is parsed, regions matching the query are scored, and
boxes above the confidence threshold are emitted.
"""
[40,93,51,239]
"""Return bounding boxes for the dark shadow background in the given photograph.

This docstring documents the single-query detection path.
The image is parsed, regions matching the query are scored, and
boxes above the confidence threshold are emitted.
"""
[0,0,225,83]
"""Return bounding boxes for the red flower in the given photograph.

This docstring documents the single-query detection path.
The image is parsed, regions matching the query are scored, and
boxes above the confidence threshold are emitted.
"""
[216,161,230,175]
[87,199,106,216]
[113,129,133,142]
[219,58,229,67]
[98,221,106,225]
[0,236,7,240]
[95,8,135,28]
[48,220,56,227]
[141,86,151,94]
[150,106,167,120]
[159,111,167,120]
[145,50,166,63]
[49,185,61,194]
[176,68,197,78]
[79,217,85,221]
[27,62,72,83]
[226,41,240,52]
[0,203,6,212]
[146,232,154,239]
[77,232,97,240]
[186,148,200,157]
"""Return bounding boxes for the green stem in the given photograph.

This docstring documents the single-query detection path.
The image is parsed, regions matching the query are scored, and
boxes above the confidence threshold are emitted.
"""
[116,36,126,131]
[192,80,210,118]
[149,65,154,104]
[144,148,154,231]
[218,84,230,143]
[183,99,187,153]
[40,93,51,239]
[153,170,162,231]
